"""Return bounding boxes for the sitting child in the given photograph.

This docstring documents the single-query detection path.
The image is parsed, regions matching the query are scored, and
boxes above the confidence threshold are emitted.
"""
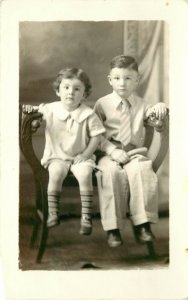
[94,55,168,247]
[23,67,105,235]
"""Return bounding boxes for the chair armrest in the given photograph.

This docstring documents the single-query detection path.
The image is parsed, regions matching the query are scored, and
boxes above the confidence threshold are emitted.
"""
[144,110,169,172]
[144,108,169,132]
[19,105,48,185]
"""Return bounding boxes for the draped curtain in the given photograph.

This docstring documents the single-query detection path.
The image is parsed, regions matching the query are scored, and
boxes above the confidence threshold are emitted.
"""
[123,21,168,106]
[123,21,169,208]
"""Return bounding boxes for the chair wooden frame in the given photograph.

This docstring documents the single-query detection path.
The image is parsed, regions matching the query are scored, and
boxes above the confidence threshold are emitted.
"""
[19,105,169,263]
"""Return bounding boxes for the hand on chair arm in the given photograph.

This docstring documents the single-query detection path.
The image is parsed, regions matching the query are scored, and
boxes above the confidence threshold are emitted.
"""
[22,104,39,114]
[21,104,42,133]
[74,135,101,164]
[145,102,167,121]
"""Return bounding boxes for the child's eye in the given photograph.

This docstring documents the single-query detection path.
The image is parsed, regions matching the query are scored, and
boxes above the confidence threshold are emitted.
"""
[64,86,69,89]
[75,87,80,91]
[114,77,120,80]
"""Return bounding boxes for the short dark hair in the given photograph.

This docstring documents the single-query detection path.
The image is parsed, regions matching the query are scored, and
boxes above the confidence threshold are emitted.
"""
[53,67,92,97]
[110,55,138,72]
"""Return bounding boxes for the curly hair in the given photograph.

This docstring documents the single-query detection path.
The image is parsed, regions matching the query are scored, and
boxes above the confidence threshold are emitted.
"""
[53,67,92,98]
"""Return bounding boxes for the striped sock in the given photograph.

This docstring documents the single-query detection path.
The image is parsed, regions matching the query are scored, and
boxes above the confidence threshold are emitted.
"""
[47,191,61,216]
[80,190,93,235]
[47,191,61,227]
[80,190,93,218]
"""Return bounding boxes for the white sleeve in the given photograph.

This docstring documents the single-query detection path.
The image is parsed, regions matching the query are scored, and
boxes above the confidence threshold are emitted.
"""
[38,103,49,120]
[87,112,106,137]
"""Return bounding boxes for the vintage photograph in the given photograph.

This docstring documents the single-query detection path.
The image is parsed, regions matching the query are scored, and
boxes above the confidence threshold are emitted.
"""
[19,20,169,270]
[2,0,188,299]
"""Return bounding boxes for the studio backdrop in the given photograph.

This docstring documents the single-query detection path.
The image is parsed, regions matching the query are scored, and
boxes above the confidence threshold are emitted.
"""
[19,20,169,210]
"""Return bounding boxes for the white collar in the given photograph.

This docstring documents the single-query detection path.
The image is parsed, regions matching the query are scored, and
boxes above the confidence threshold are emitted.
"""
[111,91,135,109]
[52,102,93,123]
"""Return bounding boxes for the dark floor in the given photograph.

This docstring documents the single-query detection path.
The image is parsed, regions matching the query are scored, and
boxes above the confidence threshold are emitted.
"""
[19,161,169,271]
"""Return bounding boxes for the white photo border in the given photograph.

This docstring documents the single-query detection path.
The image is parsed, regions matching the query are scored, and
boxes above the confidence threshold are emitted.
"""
[1,0,188,299]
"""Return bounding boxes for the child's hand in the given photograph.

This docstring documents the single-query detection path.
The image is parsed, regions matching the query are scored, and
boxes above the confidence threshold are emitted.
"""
[110,149,130,164]
[22,104,38,114]
[149,103,167,120]
[74,154,88,164]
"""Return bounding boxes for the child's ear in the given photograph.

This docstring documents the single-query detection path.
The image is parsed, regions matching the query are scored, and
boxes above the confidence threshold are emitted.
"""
[107,75,112,86]
[56,90,60,97]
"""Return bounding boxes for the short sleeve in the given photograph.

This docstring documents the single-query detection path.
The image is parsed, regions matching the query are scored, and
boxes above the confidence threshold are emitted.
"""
[87,112,106,137]
[93,100,106,122]
[38,103,50,120]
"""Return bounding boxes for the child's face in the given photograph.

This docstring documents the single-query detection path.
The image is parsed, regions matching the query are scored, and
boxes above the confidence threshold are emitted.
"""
[57,78,86,111]
[108,67,139,99]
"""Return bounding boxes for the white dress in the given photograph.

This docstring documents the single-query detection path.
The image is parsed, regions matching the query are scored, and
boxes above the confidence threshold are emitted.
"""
[38,101,105,168]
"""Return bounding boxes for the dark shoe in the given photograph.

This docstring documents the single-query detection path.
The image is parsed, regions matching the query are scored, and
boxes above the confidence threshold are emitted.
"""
[80,215,92,235]
[134,223,155,244]
[107,229,123,248]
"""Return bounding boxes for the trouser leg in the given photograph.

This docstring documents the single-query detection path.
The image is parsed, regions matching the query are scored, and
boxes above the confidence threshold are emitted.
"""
[123,155,158,225]
[96,156,129,231]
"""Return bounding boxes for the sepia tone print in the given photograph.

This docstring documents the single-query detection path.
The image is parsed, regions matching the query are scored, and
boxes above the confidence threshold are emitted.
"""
[19,20,169,270]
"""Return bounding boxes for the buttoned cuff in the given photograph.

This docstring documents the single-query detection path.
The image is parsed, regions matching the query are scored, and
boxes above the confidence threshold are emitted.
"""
[90,127,106,137]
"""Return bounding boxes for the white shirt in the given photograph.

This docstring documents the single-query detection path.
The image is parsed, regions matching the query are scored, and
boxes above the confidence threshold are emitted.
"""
[38,101,105,167]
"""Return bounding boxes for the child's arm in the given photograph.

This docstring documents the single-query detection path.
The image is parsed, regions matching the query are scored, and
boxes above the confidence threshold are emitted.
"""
[145,102,167,120]
[99,136,130,164]
[74,135,101,164]
[94,102,130,164]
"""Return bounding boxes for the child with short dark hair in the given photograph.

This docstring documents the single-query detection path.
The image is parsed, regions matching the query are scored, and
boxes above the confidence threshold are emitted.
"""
[94,55,167,247]
[23,67,105,235]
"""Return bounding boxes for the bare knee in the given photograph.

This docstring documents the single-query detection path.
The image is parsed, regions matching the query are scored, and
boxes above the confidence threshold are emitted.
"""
[48,162,68,191]
[77,168,93,185]
[73,166,93,190]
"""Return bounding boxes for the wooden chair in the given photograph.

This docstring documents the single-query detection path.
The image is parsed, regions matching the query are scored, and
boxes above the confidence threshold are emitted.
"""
[19,104,169,263]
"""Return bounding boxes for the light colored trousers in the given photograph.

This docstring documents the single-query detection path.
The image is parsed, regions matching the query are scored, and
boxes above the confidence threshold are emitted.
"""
[96,155,158,231]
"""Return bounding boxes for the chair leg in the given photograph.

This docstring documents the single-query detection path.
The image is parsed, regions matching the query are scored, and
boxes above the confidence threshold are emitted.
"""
[30,213,41,248]
[30,179,43,248]
[36,222,49,264]
[36,189,49,264]
[146,241,159,259]
[130,220,159,259]
[35,178,43,212]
